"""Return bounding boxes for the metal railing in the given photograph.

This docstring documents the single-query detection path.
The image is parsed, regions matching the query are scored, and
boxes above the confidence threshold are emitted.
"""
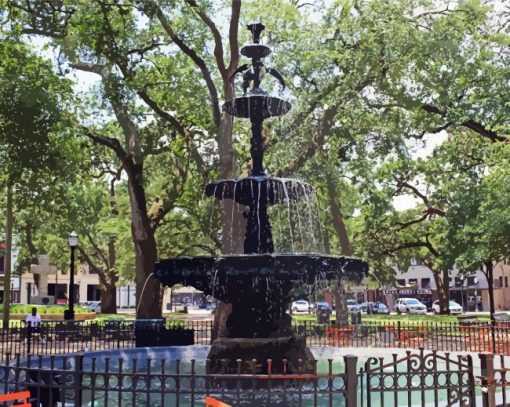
[0,354,356,407]
[2,349,507,406]
[2,319,510,361]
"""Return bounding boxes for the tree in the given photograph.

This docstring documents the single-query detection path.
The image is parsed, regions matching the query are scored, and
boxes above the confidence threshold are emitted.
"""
[0,37,76,324]
[5,0,241,318]
[444,138,510,322]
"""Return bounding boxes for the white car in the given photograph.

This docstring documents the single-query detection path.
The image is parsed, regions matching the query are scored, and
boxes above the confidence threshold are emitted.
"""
[395,298,427,314]
[81,301,101,313]
[432,300,462,314]
[346,299,361,313]
[291,300,311,313]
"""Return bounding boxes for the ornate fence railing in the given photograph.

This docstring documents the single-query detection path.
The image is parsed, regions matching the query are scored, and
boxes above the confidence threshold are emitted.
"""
[1,319,510,360]
[1,349,507,406]
[0,353,356,407]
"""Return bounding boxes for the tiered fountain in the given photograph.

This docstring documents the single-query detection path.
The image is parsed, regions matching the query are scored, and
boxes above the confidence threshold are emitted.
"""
[154,23,368,374]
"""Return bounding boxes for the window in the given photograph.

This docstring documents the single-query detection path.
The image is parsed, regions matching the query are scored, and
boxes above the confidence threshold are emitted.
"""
[500,276,504,289]
[87,285,101,301]
[421,278,431,289]
[409,278,418,286]
[506,277,508,288]
[397,279,405,286]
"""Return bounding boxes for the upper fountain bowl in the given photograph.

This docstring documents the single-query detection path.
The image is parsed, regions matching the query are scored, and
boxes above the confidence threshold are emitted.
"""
[205,176,314,206]
[224,88,291,119]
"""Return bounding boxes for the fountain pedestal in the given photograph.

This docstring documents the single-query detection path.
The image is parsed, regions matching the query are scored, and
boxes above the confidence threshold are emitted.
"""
[207,337,314,375]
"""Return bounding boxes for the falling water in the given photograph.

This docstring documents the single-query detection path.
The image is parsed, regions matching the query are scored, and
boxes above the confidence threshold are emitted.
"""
[292,181,305,252]
[209,185,218,231]
[211,268,219,299]
[314,193,326,253]
[301,183,317,252]
[257,182,261,252]
[276,186,284,252]
[230,182,238,251]
[281,180,294,252]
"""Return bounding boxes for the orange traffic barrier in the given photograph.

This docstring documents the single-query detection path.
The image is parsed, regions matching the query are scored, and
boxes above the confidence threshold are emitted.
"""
[205,396,232,407]
[0,390,31,406]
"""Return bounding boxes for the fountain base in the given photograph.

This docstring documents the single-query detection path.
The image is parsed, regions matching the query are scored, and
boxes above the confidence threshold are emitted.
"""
[207,336,315,375]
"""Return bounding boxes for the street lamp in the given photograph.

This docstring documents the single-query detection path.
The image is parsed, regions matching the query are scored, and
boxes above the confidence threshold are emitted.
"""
[64,231,78,321]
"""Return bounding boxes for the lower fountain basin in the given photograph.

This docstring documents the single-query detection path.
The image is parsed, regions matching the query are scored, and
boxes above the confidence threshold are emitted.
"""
[154,253,368,302]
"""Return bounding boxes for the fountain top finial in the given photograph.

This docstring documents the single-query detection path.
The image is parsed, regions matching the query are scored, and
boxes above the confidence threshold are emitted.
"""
[225,22,290,119]
[247,22,266,44]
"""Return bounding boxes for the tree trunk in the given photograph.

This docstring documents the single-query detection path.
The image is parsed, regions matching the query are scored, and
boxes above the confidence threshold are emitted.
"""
[127,173,161,318]
[2,183,13,327]
[100,282,117,314]
[427,261,449,314]
[326,175,353,256]
[334,282,349,327]
[485,260,496,322]
[211,90,239,340]
[326,173,352,326]
[484,260,496,353]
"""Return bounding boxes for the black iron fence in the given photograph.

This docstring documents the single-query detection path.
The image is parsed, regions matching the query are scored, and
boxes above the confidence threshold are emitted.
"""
[0,353,356,407]
[2,319,510,360]
[1,349,507,406]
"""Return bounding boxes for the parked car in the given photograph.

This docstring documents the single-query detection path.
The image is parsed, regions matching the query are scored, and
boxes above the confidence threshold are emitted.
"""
[432,300,462,314]
[368,301,390,314]
[346,299,361,313]
[312,301,332,311]
[81,301,101,313]
[291,300,311,313]
[395,298,427,314]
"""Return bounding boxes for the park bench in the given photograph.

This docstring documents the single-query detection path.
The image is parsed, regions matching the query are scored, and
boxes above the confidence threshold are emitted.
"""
[134,319,195,347]
[494,312,510,328]
[103,319,135,341]
[42,321,90,342]
[325,325,354,346]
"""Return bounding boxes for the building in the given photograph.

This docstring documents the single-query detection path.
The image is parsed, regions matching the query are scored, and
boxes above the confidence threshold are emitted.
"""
[381,262,510,311]
[13,255,176,311]
[0,240,20,304]
[171,286,206,309]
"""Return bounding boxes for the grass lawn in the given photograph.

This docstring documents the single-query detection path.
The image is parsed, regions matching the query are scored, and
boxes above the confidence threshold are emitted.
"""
[94,312,186,322]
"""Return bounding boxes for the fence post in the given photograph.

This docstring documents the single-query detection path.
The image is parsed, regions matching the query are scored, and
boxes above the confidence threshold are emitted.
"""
[344,354,358,407]
[479,352,496,407]
[27,325,31,355]
[73,354,83,406]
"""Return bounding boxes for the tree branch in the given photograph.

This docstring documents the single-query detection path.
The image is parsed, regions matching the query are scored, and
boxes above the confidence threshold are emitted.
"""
[227,0,241,74]
[78,125,134,172]
[77,245,110,287]
[185,0,226,76]
[137,90,187,136]
[421,103,506,142]
[86,233,110,272]
[394,180,446,217]
[147,0,221,128]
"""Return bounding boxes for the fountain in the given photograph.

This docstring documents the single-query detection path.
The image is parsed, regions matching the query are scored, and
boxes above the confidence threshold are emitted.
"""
[154,23,368,374]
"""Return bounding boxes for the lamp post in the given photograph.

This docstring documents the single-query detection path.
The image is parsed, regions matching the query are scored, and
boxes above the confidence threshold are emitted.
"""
[64,231,78,321]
